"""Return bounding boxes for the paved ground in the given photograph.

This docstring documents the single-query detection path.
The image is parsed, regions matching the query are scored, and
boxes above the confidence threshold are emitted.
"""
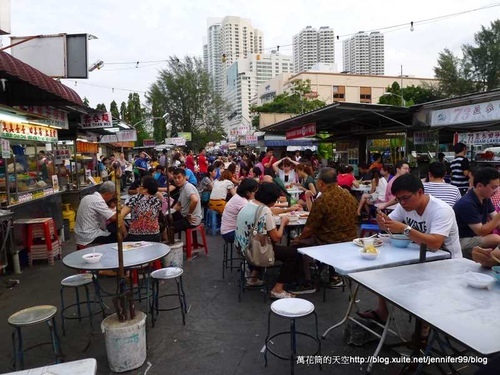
[0,232,481,375]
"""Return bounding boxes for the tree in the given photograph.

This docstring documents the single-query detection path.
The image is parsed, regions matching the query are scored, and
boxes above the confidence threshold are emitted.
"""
[119,102,127,121]
[434,20,500,96]
[378,82,444,106]
[110,100,120,120]
[146,56,226,149]
[82,97,90,107]
[250,79,326,128]
[96,103,107,111]
[126,93,149,146]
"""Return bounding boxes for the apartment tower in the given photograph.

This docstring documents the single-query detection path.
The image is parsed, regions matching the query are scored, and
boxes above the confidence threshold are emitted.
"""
[293,26,335,73]
[343,31,384,75]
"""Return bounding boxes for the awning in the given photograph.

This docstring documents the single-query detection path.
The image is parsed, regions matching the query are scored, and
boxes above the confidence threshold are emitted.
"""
[264,134,315,147]
[0,51,83,107]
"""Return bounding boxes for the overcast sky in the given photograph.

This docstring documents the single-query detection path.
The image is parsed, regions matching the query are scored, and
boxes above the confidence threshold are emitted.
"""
[3,0,498,109]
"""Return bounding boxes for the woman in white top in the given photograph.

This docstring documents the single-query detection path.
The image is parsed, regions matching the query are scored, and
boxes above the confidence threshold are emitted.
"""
[356,168,387,217]
[220,178,259,243]
[272,157,298,188]
[208,170,236,214]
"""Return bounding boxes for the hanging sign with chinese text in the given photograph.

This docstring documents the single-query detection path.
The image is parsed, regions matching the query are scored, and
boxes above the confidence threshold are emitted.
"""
[76,141,98,153]
[455,131,500,145]
[0,120,58,142]
[80,112,112,129]
[14,106,69,129]
[430,100,500,127]
[413,131,438,145]
[286,122,316,140]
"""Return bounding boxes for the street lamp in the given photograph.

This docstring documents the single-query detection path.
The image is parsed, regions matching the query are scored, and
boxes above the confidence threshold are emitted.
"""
[383,92,406,107]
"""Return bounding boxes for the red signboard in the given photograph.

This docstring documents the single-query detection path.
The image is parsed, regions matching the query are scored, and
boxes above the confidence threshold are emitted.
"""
[286,123,316,140]
[143,139,156,147]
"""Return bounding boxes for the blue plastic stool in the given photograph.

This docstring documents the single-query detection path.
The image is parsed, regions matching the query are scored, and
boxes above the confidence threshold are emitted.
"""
[360,223,380,237]
[205,209,220,236]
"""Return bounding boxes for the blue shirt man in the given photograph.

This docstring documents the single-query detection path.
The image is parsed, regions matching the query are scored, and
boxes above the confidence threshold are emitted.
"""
[182,166,197,186]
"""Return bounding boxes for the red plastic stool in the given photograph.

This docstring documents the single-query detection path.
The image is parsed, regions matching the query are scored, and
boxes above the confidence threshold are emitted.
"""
[15,218,60,266]
[184,225,208,261]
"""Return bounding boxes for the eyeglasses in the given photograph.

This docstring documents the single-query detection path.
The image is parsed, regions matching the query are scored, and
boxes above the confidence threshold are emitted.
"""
[395,192,416,203]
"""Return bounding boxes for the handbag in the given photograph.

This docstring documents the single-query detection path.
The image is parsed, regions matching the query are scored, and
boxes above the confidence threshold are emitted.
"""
[245,205,275,267]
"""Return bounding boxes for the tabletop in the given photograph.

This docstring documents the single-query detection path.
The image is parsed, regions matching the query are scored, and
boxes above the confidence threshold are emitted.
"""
[274,216,308,227]
[351,185,371,192]
[5,358,97,375]
[350,258,500,355]
[286,188,302,195]
[63,242,170,271]
[298,241,450,275]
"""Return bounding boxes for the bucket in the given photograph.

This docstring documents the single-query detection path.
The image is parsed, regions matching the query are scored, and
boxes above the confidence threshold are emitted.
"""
[101,311,147,372]
[62,204,76,231]
[162,240,183,268]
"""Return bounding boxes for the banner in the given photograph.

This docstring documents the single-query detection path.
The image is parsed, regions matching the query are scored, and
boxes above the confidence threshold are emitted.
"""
[143,139,156,147]
[430,99,500,127]
[455,131,500,145]
[80,111,113,129]
[413,131,438,145]
[14,106,69,129]
[177,132,192,141]
[0,120,58,142]
[165,137,186,146]
[286,122,316,140]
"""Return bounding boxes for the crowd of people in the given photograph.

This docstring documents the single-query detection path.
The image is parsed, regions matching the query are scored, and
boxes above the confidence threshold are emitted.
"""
[73,145,500,304]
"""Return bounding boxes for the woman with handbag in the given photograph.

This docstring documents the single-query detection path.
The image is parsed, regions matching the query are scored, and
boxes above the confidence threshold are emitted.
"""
[235,182,300,299]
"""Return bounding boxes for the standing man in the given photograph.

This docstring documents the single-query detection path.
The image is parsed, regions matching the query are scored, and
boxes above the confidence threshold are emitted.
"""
[74,181,118,249]
[262,148,277,170]
[135,151,150,178]
[198,148,208,178]
[453,167,500,259]
[288,168,359,293]
[185,150,195,173]
[171,168,202,232]
[450,142,470,196]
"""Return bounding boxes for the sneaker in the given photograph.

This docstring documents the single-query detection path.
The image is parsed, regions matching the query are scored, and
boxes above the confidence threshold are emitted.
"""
[246,279,264,287]
[270,290,296,299]
[286,283,316,295]
[328,277,345,288]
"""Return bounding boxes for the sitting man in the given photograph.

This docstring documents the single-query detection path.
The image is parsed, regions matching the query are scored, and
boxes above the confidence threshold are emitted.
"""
[288,167,358,293]
[75,181,118,249]
[358,173,462,330]
[423,162,461,207]
[453,167,500,259]
[171,167,202,232]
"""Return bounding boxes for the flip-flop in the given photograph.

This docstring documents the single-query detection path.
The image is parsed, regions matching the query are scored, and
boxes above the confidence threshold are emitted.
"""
[356,309,387,325]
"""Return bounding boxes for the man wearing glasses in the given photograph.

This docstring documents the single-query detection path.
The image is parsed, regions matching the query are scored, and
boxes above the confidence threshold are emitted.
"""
[357,173,461,326]
[453,167,500,259]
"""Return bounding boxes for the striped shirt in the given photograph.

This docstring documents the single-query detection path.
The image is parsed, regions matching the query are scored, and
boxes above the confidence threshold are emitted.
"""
[423,182,461,207]
[74,192,115,246]
[450,156,470,189]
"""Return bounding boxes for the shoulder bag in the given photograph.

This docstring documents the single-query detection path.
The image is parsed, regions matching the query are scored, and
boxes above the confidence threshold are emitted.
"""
[245,205,275,267]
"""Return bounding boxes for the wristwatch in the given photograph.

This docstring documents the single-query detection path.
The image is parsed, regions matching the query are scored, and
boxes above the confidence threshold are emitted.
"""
[403,225,412,236]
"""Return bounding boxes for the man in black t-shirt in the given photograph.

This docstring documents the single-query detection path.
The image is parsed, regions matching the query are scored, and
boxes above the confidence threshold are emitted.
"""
[450,142,470,196]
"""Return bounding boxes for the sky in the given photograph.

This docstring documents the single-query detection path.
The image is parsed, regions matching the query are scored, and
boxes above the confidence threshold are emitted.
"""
[3,0,499,109]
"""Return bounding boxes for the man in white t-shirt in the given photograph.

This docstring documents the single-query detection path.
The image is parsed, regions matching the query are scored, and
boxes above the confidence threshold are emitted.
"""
[357,173,462,333]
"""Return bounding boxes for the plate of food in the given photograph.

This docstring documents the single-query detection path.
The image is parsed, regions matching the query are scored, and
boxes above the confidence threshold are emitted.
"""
[353,238,383,247]
[298,212,310,218]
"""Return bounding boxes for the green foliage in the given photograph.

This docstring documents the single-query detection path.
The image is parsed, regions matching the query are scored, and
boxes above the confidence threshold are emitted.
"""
[378,82,444,106]
[110,100,120,120]
[119,102,127,121]
[82,97,89,107]
[434,20,500,96]
[250,79,326,128]
[95,103,107,111]
[146,56,227,147]
[126,93,149,146]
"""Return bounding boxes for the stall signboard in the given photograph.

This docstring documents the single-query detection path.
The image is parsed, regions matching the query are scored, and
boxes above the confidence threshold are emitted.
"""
[143,139,155,147]
[237,126,249,135]
[80,112,112,129]
[165,137,186,146]
[54,149,71,163]
[0,120,58,142]
[177,132,192,141]
[76,141,98,153]
[286,123,316,140]
[14,106,69,129]
[455,131,500,145]
[240,135,258,146]
[1,139,9,158]
[414,131,438,145]
[430,99,500,127]
[371,139,391,148]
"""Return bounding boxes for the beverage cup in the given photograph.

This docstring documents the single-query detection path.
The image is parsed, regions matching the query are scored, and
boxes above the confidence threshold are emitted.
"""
[362,238,375,250]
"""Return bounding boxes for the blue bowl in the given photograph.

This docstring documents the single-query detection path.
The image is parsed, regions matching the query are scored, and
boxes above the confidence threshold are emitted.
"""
[492,266,500,282]
[390,234,411,248]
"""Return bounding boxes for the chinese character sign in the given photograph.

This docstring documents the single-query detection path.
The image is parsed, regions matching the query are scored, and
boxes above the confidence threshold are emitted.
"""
[0,120,58,142]
[455,131,500,145]
[430,100,500,127]
[286,123,316,140]
[80,111,113,129]
[414,132,438,145]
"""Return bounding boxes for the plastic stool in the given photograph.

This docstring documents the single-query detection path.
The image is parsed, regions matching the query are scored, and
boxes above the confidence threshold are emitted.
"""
[184,225,208,261]
[8,305,62,370]
[264,298,321,375]
[60,274,95,335]
[205,209,220,236]
[15,218,61,266]
[150,267,187,327]
[222,239,243,279]
[360,223,380,237]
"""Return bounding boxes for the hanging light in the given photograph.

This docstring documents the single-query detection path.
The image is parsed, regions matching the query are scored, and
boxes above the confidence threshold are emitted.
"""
[410,21,414,32]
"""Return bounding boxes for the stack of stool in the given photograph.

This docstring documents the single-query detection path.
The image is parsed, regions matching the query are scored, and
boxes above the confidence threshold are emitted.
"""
[8,305,62,370]
[150,267,187,327]
[15,218,61,266]
[264,298,321,375]
[184,225,208,261]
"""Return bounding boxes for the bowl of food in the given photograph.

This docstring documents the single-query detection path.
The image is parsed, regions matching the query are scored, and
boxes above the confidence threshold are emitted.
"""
[378,233,391,243]
[82,252,103,264]
[390,234,411,248]
[464,272,495,289]
[491,266,500,282]
[360,247,380,260]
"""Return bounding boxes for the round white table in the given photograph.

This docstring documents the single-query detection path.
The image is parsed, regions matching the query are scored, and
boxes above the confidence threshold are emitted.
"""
[63,242,171,271]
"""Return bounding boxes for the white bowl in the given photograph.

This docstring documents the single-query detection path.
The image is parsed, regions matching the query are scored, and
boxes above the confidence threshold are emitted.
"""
[82,252,103,264]
[360,248,380,260]
[378,233,391,243]
[464,272,495,289]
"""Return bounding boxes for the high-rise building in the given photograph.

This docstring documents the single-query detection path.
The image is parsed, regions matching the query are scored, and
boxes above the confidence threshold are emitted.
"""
[293,26,335,73]
[203,16,263,98]
[225,52,293,138]
[343,31,384,75]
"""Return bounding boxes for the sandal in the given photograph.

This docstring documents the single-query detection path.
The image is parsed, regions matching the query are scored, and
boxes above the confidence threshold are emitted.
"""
[270,290,296,299]
[246,279,264,287]
[356,309,387,325]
